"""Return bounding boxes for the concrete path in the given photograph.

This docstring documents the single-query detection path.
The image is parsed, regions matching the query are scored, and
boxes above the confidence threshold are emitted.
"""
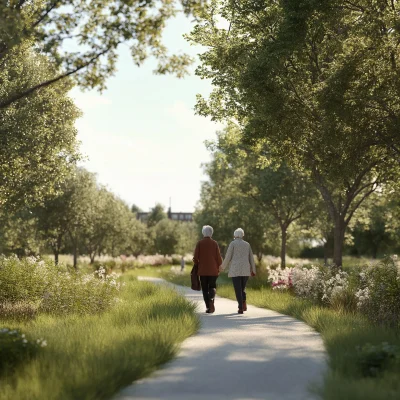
[114,277,327,400]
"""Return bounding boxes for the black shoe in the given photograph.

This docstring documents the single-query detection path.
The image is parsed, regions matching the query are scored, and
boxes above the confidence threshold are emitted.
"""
[238,309,244,314]
[206,309,210,313]
[209,299,215,313]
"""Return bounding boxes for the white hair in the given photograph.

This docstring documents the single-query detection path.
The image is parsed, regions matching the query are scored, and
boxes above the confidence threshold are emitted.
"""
[202,225,214,237]
[234,228,244,238]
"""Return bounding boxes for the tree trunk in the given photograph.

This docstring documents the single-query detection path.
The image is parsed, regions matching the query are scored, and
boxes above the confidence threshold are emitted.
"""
[90,253,96,264]
[280,226,287,268]
[73,247,78,269]
[333,219,346,267]
[323,241,328,266]
[54,234,62,266]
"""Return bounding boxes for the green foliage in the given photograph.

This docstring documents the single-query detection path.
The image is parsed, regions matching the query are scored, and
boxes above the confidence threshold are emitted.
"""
[0,328,46,375]
[147,203,168,228]
[358,257,400,328]
[0,278,199,400]
[196,124,319,264]
[0,1,206,108]
[0,43,80,211]
[356,342,400,378]
[188,0,400,266]
[152,219,198,256]
[0,256,121,316]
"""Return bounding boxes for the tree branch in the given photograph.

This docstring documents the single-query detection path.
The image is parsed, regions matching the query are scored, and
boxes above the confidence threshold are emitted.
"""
[0,46,115,109]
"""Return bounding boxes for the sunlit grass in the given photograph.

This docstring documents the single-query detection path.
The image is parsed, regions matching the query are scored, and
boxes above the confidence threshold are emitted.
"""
[0,274,199,400]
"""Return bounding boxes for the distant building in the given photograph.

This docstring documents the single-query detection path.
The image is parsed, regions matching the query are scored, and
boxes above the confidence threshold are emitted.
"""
[137,207,193,223]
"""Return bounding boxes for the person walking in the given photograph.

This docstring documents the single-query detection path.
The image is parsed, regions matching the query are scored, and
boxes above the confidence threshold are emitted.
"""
[180,256,185,272]
[220,228,256,314]
[193,225,223,314]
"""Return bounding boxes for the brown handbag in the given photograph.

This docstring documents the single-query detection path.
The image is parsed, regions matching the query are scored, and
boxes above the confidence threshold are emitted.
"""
[191,263,201,291]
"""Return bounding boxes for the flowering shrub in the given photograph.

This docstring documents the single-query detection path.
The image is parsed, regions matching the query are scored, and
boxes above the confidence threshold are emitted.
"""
[0,328,47,374]
[0,256,122,316]
[267,265,352,308]
[355,257,400,327]
[321,270,349,305]
[291,266,322,300]
[265,256,400,325]
[266,266,293,290]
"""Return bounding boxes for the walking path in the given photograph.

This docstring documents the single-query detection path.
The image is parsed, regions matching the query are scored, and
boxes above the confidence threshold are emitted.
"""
[114,277,327,400]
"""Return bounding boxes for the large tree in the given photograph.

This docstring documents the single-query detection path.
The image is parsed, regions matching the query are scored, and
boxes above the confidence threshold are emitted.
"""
[0,0,207,108]
[202,125,318,267]
[189,0,400,266]
[0,43,80,211]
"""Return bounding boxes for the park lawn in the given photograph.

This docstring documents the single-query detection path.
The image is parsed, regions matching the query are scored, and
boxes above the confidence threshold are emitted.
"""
[0,274,199,400]
[157,268,400,400]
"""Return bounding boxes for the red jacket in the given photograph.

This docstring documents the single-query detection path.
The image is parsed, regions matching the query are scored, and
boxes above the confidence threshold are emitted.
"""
[193,237,223,276]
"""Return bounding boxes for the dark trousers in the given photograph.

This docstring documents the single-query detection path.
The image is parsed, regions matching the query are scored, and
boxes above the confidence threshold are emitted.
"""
[232,276,249,309]
[200,276,217,308]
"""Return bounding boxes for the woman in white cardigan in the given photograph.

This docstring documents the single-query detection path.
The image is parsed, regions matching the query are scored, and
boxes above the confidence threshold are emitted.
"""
[220,228,256,314]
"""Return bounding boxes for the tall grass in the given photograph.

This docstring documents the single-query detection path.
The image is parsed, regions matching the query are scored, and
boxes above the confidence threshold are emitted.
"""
[0,274,199,400]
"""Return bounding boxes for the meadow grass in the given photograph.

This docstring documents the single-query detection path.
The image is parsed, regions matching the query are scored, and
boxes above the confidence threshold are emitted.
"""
[0,274,199,400]
[155,267,400,400]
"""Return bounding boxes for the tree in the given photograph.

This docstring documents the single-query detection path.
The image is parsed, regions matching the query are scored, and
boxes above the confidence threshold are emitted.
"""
[175,222,199,255]
[153,219,179,256]
[246,164,319,267]
[0,210,42,257]
[0,0,206,108]
[350,193,392,259]
[0,43,80,211]
[147,203,167,228]
[189,0,400,266]
[196,125,290,262]
[124,220,151,257]
[35,168,97,266]
[130,204,141,215]
[204,125,319,267]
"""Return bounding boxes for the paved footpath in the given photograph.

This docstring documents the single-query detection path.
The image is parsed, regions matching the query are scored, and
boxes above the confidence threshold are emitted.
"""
[114,277,327,400]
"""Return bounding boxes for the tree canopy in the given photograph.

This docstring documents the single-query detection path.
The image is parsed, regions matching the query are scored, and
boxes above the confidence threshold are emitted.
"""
[0,0,207,108]
[188,0,400,265]
[0,42,81,211]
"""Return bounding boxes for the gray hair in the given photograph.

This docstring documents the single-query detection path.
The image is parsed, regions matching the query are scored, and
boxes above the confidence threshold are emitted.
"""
[234,228,244,238]
[202,225,214,237]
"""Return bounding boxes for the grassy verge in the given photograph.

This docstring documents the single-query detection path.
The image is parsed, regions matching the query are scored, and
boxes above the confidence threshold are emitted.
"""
[0,273,199,400]
[152,267,400,400]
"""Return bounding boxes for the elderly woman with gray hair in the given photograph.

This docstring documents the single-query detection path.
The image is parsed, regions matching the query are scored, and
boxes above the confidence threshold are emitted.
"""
[220,228,256,314]
[193,225,223,314]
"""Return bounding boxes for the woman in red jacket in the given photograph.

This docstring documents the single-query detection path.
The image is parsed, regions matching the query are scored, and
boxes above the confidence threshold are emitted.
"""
[193,225,223,314]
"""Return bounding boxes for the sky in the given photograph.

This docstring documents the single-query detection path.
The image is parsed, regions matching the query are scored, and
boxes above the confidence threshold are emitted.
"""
[70,13,224,213]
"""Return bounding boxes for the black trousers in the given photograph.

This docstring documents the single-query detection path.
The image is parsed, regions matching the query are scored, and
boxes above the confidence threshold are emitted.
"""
[200,276,217,308]
[232,276,249,309]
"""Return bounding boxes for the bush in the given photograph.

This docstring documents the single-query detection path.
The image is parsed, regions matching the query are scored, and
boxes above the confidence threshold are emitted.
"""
[356,342,400,377]
[0,328,46,375]
[0,302,40,321]
[356,257,400,328]
[0,256,122,316]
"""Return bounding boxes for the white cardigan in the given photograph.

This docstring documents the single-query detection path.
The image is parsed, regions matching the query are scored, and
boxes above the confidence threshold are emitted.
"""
[220,238,256,277]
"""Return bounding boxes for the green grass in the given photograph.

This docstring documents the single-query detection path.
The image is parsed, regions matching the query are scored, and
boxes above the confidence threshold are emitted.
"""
[0,274,199,400]
[156,268,400,400]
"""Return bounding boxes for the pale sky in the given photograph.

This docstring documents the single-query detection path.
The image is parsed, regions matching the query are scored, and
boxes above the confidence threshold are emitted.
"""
[71,13,224,213]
